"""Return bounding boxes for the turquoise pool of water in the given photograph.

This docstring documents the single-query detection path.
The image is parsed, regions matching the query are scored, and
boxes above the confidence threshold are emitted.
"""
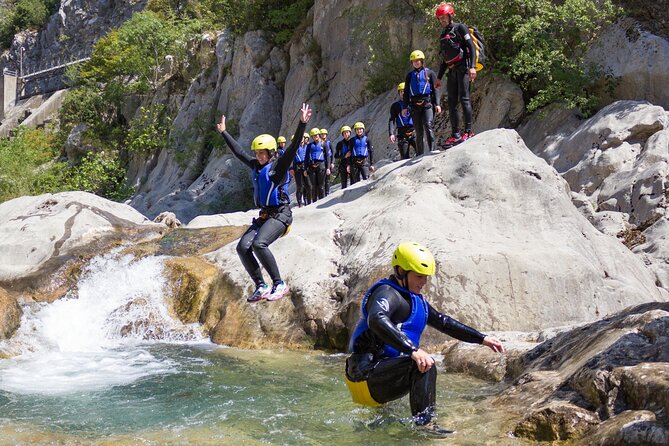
[0,344,531,445]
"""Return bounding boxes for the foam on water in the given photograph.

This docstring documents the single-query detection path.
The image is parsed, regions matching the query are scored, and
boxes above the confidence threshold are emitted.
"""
[0,253,208,395]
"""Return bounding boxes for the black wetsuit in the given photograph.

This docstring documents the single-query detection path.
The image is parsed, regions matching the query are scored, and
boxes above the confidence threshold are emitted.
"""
[292,143,311,206]
[346,276,486,425]
[323,140,333,195]
[437,22,477,136]
[388,100,416,159]
[403,67,441,154]
[305,141,330,202]
[221,120,306,286]
[335,138,353,189]
[349,135,374,184]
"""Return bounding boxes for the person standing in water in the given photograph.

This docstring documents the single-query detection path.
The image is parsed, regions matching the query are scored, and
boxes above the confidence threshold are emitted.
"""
[345,242,504,434]
[216,103,312,302]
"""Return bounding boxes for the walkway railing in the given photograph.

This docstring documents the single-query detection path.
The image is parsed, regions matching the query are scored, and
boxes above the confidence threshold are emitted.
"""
[16,57,90,100]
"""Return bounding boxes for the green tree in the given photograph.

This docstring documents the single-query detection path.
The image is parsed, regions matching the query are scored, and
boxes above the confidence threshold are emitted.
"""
[78,11,200,94]
[0,127,63,202]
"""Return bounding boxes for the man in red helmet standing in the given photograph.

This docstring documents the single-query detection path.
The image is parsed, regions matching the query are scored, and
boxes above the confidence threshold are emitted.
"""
[434,3,478,149]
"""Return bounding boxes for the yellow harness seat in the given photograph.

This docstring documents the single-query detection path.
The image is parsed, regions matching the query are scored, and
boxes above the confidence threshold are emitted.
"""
[344,376,382,407]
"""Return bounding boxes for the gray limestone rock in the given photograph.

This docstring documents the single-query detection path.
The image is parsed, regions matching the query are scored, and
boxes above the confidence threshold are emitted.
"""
[586,18,669,110]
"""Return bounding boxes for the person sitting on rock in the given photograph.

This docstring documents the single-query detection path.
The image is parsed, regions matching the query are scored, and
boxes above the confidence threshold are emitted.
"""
[345,242,504,433]
[216,103,312,302]
[348,122,374,184]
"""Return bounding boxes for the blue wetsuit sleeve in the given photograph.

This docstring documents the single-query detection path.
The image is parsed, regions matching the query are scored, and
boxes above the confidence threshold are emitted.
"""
[271,121,306,182]
[221,130,255,169]
[365,285,418,354]
[427,302,485,344]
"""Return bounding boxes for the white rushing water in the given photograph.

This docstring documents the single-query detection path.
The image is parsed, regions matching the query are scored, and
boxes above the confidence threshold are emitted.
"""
[0,253,207,395]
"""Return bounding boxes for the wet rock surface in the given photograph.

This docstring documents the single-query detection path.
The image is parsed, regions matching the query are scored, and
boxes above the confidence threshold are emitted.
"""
[496,302,669,443]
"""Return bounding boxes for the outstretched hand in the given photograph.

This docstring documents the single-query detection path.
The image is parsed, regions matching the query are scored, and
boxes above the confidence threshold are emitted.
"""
[300,103,312,123]
[483,336,505,353]
[216,115,226,134]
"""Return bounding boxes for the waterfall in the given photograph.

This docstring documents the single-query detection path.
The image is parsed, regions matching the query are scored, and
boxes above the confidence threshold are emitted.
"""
[0,253,208,396]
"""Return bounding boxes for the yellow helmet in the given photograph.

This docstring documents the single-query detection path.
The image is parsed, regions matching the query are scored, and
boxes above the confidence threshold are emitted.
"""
[277,136,286,143]
[340,125,352,134]
[410,50,425,61]
[303,132,310,139]
[353,122,365,130]
[397,82,405,91]
[251,134,277,151]
[320,128,328,135]
[310,127,321,137]
[391,242,436,276]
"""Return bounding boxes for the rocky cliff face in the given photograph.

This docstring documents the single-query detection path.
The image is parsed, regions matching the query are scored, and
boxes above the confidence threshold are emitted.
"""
[0,0,147,75]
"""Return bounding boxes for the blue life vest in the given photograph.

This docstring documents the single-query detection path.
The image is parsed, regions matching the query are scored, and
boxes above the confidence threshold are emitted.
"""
[308,141,326,163]
[409,68,431,97]
[252,161,290,208]
[394,100,413,128]
[352,135,369,158]
[348,279,429,358]
[295,143,308,164]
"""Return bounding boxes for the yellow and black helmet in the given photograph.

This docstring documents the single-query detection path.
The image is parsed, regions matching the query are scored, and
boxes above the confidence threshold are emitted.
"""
[251,134,277,151]
[391,242,436,276]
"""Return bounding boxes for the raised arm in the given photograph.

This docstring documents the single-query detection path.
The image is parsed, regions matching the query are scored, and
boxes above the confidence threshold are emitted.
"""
[272,104,312,179]
[216,115,255,168]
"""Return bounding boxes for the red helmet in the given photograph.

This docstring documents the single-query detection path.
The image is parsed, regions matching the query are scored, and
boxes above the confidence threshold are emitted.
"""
[435,3,455,17]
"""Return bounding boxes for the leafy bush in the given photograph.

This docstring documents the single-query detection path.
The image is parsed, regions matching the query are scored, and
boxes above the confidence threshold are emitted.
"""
[78,11,201,94]
[147,0,313,45]
[62,151,134,201]
[0,0,59,49]
[0,127,133,204]
[125,105,171,154]
[0,127,61,202]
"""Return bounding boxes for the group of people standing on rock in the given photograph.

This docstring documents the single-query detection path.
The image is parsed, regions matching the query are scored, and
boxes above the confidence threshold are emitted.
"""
[214,4,501,436]
[287,122,375,207]
[388,3,479,157]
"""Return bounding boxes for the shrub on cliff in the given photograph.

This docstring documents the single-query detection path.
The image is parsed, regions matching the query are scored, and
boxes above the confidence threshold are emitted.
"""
[0,0,59,49]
